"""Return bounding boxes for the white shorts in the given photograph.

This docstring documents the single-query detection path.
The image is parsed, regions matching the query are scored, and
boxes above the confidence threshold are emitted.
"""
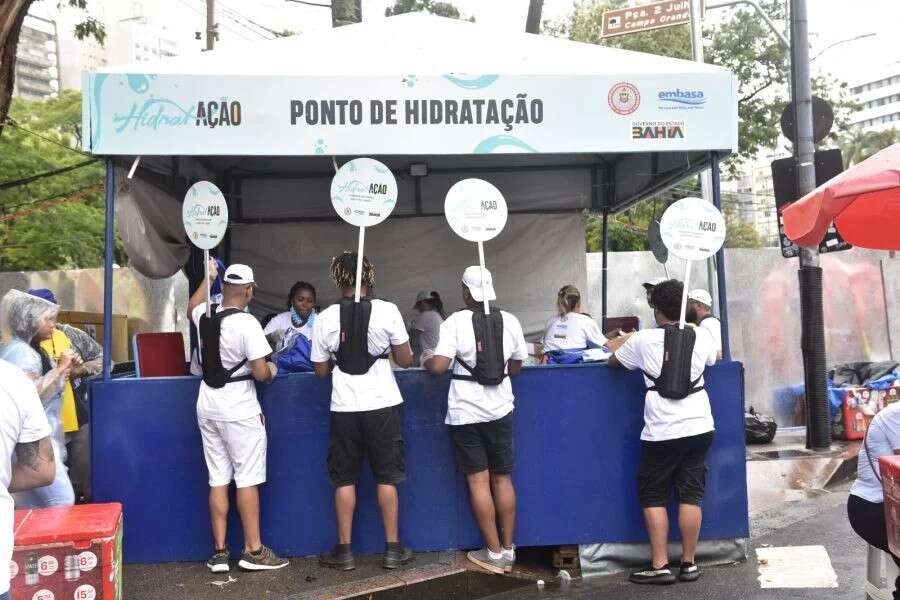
[198,415,267,488]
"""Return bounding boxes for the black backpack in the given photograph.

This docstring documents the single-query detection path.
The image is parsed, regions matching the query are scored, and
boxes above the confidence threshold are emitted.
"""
[640,324,704,400]
[451,309,506,386]
[199,305,255,389]
[335,297,389,375]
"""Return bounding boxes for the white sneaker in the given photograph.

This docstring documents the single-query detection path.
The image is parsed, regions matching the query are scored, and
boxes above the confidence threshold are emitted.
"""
[501,545,515,572]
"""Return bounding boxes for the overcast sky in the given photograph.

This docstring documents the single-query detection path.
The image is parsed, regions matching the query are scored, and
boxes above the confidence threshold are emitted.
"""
[37,0,900,85]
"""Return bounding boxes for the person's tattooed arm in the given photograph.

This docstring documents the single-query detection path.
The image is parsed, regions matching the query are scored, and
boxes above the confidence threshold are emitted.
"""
[9,437,55,492]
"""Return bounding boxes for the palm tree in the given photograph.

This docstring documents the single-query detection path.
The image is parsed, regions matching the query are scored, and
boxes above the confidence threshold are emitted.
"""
[840,127,900,167]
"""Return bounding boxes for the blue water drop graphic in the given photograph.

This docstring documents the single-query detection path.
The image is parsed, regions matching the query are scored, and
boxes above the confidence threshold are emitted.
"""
[127,74,151,94]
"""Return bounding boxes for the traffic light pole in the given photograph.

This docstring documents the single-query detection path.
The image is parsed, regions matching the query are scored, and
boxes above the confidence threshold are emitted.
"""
[789,0,829,450]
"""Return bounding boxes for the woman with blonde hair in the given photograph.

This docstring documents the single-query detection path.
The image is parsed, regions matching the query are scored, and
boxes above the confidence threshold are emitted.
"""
[540,285,607,363]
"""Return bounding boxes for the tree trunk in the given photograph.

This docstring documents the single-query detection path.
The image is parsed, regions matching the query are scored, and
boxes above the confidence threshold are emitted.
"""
[525,0,543,34]
[0,0,34,134]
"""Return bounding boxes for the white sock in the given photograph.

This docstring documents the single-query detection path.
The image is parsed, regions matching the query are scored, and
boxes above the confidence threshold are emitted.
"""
[502,545,516,560]
[488,548,504,560]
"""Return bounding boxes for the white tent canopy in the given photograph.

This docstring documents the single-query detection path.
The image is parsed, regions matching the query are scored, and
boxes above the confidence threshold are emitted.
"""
[85,13,738,335]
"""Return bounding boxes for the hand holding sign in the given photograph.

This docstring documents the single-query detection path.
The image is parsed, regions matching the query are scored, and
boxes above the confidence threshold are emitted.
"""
[445,179,508,314]
[331,158,398,301]
[183,181,229,318]
[659,197,726,328]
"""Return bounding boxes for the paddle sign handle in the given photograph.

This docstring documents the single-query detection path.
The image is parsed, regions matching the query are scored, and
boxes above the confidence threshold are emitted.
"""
[204,249,212,319]
[679,260,692,330]
[478,241,490,315]
[354,226,366,303]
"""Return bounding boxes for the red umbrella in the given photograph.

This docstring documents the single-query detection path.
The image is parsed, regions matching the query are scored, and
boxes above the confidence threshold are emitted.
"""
[782,142,900,250]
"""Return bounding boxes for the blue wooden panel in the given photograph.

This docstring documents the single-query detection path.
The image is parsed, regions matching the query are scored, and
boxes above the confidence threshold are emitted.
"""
[91,362,748,563]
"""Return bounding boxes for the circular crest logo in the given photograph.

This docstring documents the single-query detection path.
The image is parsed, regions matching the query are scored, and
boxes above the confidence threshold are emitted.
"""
[608,82,640,115]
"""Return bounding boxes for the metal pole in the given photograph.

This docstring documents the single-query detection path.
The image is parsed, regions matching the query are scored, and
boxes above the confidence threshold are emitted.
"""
[102,160,115,380]
[601,208,609,329]
[710,155,732,361]
[206,0,216,50]
[690,0,719,314]
[791,0,829,450]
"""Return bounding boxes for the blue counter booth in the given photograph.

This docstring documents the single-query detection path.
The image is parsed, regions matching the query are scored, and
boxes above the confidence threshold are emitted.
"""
[81,14,746,563]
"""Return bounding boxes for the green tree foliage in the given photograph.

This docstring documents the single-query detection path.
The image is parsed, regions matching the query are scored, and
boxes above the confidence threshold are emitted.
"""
[385,0,471,21]
[839,127,900,167]
[0,90,124,271]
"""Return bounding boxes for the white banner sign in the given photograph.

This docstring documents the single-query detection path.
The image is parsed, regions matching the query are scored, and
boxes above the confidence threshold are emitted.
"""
[83,73,737,155]
[182,181,228,250]
[331,158,398,227]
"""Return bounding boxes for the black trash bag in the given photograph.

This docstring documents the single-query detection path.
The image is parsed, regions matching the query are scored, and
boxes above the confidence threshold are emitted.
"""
[745,407,777,445]
[830,361,899,387]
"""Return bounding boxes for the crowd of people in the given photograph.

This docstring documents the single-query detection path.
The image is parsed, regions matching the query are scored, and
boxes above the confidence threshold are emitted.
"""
[184,252,723,582]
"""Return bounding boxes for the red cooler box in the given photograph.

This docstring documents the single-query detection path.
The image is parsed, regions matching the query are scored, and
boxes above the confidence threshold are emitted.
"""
[881,456,900,556]
[10,503,122,600]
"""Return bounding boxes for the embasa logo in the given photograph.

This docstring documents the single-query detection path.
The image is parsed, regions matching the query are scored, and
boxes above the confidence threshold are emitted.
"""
[608,82,640,115]
[658,89,706,109]
[632,121,686,139]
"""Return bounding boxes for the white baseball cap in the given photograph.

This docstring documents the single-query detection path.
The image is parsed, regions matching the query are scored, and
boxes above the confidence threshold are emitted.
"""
[688,289,713,307]
[223,264,255,286]
[642,277,667,289]
[462,266,497,302]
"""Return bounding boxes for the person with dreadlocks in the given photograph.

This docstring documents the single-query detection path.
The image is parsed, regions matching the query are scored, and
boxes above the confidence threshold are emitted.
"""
[311,251,415,571]
[0,289,78,508]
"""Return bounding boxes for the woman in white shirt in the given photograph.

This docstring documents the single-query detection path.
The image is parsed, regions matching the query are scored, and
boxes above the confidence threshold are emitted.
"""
[264,281,317,340]
[540,285,607,363]
[410,291,445,366]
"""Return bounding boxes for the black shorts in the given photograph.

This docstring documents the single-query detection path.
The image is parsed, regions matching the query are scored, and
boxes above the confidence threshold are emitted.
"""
[328,405,406,487]
[448,411,515,475]
[637,431,714,508]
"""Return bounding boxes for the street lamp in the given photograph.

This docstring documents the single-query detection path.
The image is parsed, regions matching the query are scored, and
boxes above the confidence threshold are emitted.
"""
[811,32,876,62]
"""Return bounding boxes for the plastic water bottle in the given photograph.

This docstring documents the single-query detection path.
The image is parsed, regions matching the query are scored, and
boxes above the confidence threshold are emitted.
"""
[64,555,80,581]
[25,554,38,585]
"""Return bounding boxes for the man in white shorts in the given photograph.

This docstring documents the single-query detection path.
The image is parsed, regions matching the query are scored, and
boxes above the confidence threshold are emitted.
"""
[188,261,288,573]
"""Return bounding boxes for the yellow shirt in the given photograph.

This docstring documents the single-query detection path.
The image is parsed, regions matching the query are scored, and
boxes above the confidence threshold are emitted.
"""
[40,329,79,433]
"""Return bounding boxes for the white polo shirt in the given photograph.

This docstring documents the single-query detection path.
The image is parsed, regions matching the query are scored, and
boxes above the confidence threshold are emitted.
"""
[0,360,52,596]
[311,299,409,413]
[614,325,717,441]
[541,312,607,352]
[699,316,723,356]
[191,303,272,422]
[434,309,528,426]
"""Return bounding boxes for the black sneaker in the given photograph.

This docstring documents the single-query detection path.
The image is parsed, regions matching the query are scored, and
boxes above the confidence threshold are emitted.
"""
[237,545,289,571]
[679,561,701,582]
[206,548,229,573]
[629,564,677,585]
[383,542,414,569]
[319,544,355,571]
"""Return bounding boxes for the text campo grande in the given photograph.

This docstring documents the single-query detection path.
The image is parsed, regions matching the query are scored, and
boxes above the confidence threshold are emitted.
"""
[289,95,544,131]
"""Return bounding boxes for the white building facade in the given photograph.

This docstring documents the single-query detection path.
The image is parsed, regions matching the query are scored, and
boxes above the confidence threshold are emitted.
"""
[850,61,900,133]
[13,14,59,100]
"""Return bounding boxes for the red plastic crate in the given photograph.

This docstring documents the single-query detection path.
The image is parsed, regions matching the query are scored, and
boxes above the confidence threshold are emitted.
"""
[881,456,900,557]
[10,503,122,600]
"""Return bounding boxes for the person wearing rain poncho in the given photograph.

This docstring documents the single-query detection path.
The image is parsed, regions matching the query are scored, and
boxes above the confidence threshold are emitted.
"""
[0,290,78,507]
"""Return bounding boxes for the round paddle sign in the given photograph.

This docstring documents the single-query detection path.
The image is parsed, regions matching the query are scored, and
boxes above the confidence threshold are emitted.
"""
[331,158,398,227]
[444,179,508,243]
[182,181,228,250]
[659,197,727,261]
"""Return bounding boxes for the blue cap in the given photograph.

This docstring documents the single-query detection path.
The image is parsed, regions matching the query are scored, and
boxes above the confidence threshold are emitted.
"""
[27,288,57,305]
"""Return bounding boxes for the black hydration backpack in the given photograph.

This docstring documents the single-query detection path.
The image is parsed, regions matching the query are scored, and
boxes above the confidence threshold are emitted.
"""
[451,309,506,386]
[335,297,389,375]
[199,305,254,389]
[640,323,704,400]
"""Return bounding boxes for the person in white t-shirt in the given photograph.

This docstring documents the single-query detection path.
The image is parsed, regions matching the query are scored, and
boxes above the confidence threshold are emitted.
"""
[187,261,288,573]
[409,290,445,366]
[263,281,317,340]
[540,284,607,362]
[687,289,723,360]
[312,252,415,571]
[847,403,900,599]
[0,359,57,600]
[606,279,717,586]
[424,266,528,575]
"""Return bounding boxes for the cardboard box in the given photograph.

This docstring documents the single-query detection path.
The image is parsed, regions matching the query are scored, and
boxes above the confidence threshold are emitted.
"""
[57,311,129,363]
[881,455,900,557]
[11,503,123,600]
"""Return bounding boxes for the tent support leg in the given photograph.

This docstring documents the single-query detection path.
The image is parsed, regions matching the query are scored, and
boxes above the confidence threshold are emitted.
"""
[102,160,115,380]
[710,155,731,361]
[601,208,609,330]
